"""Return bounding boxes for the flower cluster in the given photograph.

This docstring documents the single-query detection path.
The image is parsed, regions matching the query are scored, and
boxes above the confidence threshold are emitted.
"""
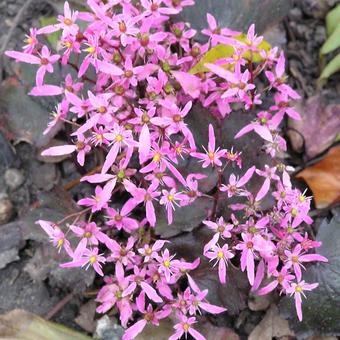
[6,0,328,337]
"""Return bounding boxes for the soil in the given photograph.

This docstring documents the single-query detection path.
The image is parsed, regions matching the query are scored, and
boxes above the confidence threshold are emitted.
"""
[0,0,339,338]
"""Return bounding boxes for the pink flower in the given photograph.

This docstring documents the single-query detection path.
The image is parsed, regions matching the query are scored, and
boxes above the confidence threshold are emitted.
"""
[37,220,72,256]
[257,267,295,295]
[56,1,79,36]
[78,185,111,212]
[204,243,234,284]
[284,244,328,281]
[235,233,266,285]
[156,248,180,283]
[203,217,233,252]
[255,165,280,201]
[244,24,263,51]
[235,111,275,142]
[41,134,91,166]
[124,182,161,227]
[61,247,106,276]
[159,188,184,224]
[138,240,168,262]
[141,0,179,17]
[109,14,140,46]
[205,63,255,101]
[70,222,110,248]
[106,237,136,266]
[172,71,201,98]
[123,292,171,340]
[6,46,60,86]
[202,13,239,45]
[169,314,206,340]
[191,124,225,168]
[220,166,255,197]
[286,281,319,321]
[23,28,39,53]
[187,275,227,315]
[101,123,138,174]
[106,204,139,233]
[124,266,163,303]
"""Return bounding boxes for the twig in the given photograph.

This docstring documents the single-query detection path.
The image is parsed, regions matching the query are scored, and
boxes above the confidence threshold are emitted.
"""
[0,0,34,81]
[46,292,74,320]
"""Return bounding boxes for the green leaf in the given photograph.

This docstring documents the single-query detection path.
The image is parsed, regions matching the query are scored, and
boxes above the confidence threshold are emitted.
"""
[189,35,271,74]
[39,17,61,50]
[279,212,340,337]
[0,309,92,340]
[320,53,340,79]
[320,25,340,55]
[234,34,272,62]
[189,44,235,74]
[326,4,340,36]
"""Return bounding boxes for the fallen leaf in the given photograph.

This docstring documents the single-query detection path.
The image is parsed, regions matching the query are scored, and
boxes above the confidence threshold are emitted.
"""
[0,309,91,340]
[287,94,340,159]
[279,211,340,337]
[249,305,294,340]
[296,146,340,209]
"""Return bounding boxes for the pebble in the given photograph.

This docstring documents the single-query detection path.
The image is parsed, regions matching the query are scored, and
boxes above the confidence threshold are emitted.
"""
[248,293,273,311]
[4,168,25,191]
[0,196,13,225]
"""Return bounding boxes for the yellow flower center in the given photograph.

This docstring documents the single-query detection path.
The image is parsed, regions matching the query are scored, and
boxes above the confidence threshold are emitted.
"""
[115,134,123,142]
[89,256,97,264]
[153,152,161,162]
[142,113,150,124]
[85,46,96,54]
[182,323,190,332]
[299,195,305,203]
[64,18,73,26]
[97,106,107,113]
[217,250,224,259]
[173,114,182,123]
[168,194,174,201]
[84,231,92,238]
[57,239,64,248]
[295,285,302,293]
[164,260,171,268]
[292,256,299,263]
[291,208,298,217]
[25,37,34,45]
[115,214,122,221]
[207,151,215,160]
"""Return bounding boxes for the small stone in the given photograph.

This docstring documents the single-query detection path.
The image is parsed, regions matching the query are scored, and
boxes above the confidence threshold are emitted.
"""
[94,315,124,340]
[314,26,326,45]
[0,197,13,225]
[248,293,273,311]
[289,7,302,21]
[4,168,25,190]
